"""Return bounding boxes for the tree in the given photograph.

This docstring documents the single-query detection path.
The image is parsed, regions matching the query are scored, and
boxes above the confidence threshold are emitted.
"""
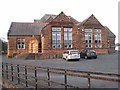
[0,38,7,54]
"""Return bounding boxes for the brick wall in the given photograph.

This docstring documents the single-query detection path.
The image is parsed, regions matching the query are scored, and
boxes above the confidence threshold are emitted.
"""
[8,35,39,57]
[41,15,114,54]
[8,13,116,57]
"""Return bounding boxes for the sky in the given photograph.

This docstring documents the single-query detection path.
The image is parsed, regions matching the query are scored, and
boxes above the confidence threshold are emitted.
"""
[0,0,119,43]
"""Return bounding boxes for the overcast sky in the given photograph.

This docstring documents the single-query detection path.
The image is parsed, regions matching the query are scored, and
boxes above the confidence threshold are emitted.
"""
[0,0,119,43]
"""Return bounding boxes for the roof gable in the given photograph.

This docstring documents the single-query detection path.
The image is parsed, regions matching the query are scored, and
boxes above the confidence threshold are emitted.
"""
[50,12,73,25]
[79,14,103,28]
[52,12,71,21]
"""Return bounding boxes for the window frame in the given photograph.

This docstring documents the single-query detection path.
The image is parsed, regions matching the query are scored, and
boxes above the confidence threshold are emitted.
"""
[64,27,72,48]
[94,29,102,48]
[84,29,92,48]
[17,39,25,50]
[52,27,61,49]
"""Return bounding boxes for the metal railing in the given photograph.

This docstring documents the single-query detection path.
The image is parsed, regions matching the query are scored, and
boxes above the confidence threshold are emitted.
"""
[2,62,120,89]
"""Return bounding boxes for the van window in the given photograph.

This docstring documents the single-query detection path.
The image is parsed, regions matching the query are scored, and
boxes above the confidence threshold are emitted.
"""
[88,50,95,52]
[70,51,78,54]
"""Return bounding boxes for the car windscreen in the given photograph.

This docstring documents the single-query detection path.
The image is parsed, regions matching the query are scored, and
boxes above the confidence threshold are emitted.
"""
[88,50,95,52]
[70,51,79,54]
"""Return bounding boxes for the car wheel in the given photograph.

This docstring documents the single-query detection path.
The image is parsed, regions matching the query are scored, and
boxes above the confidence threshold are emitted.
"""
[94,56,97,59]
[66,56,68,61]
[85,56,88,59]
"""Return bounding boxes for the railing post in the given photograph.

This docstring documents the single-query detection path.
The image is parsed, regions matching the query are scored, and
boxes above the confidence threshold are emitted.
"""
[47,68,50,86]
[17,65,20,84]
[88,73,91,89]
[11,64,13,81]
[6,63,8,79]
[25,65,28,87]
[2,63,4,78]
[35,67,37,90]
[64,70,67,89]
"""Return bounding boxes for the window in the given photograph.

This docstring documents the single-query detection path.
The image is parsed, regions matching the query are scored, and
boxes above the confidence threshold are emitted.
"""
[84,29,92,48]
[108,40,110,48]
[64,28,72,48]
[52,27,61,49]
[94,29,102,48]
[85,44,92,48]
[17,39,25,49]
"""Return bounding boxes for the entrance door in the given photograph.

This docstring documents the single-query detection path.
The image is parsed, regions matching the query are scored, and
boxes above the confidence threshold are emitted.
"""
[31,43,36,53]
[33,43,36,53]
[38,43,42,52]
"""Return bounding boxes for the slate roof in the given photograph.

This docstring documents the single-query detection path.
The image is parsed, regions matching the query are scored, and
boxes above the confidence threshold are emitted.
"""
[104,26,116,37]
[8,22,47,36]
[34,14,79,24]
[78,14,103,28]
[8,13,115,38]
[34,14,56,23]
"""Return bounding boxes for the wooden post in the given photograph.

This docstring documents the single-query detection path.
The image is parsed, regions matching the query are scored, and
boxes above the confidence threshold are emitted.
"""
[17,65,20,84]
[25,66,28,87]
[35,67,37,89]
[11,64,13,81]
[2,63,4,78]
[64,70,67,89]
[47,68,50,86]
[88,73,91,89]
[6,63,8,79]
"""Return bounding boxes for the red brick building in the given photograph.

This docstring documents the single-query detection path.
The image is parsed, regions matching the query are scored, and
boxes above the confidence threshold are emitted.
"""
[7,12,116,57]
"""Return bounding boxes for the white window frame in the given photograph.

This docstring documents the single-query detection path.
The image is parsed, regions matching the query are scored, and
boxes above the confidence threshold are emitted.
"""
[84,29,92,48]
[85,44,92,48]
[52,27,61,49]
[107,40,110,48]
[64,27,72,48]
[94,29,102,48]
[17,39,25,49]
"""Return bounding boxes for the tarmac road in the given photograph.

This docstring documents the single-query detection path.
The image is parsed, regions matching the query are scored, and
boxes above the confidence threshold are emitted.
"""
[2,52,119,88]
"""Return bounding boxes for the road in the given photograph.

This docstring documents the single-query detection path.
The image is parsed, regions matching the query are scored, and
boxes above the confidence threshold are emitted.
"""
[2,52,119,88]
[2,52,118,73]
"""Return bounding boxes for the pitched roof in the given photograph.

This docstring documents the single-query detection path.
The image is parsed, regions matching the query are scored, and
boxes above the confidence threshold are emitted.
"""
[34,14,56,23]
[8,22,47,36]
[34,13,79,24]
[104,26,116,37]
[79,14,103,28]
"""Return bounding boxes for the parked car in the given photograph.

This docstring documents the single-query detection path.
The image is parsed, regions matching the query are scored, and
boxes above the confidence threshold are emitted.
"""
[63,50,80,61]
[80,49,97,59]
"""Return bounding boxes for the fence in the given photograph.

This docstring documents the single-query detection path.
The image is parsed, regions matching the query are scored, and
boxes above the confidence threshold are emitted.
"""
[2,62,120,89]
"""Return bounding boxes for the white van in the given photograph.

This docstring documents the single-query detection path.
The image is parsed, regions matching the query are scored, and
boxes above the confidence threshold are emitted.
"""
[63,50,80,61]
